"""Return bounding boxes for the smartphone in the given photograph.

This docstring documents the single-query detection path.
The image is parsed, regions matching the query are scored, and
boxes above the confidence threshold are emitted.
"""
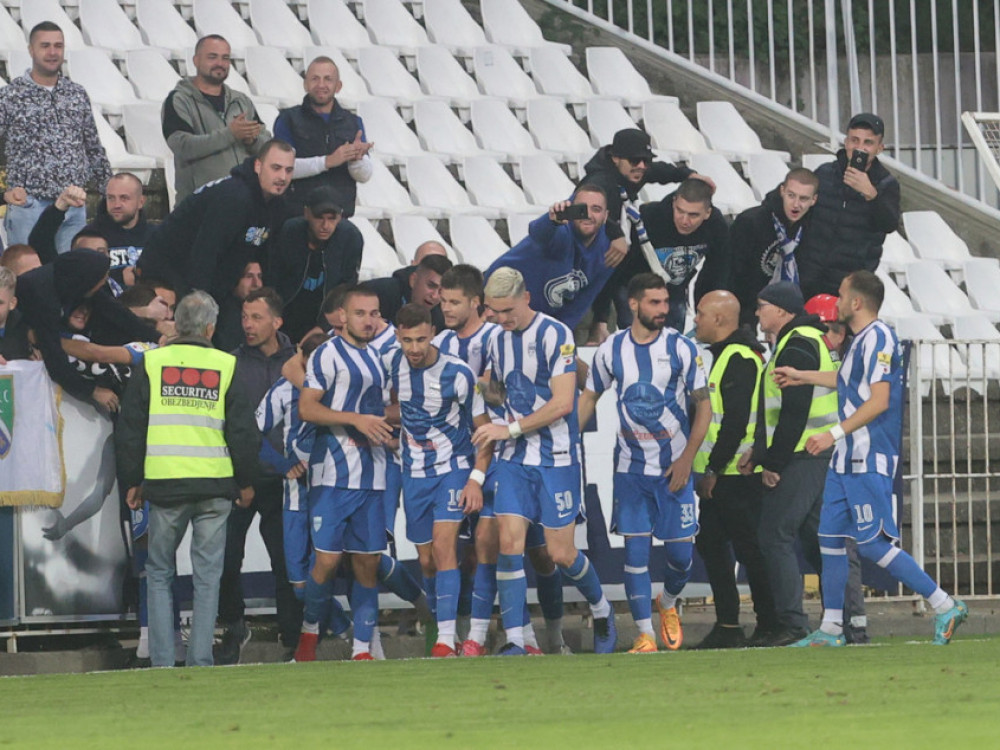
[849,150,868,170]
[556,204,589,221]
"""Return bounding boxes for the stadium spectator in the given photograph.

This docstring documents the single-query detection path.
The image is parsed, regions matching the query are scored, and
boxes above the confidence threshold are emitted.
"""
[162,35,271,203]
[777,271,968,647]
[796,113,901,299]
[116,290,259,667]
[0,266,30,363]
[214,261,264,352]
[136,140,294,307]
[16,249,160,411]
[634,178,731,331]
[217,287,301,664]
[484,186,621,332]
[366,253,452,331]
[579,273,711,653]
[730,169,819,327]
[0,21,111,253]
[739,281,838,646]
[274,56,373,217]
[267,186,363,343]
[691,290,779,648]
[0,245,41,276]
[582,128,714,343]
[372,242,449,320]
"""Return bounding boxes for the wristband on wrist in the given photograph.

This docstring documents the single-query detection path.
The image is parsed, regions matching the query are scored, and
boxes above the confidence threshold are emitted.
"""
[830,424,846,441]
[508,420,523,439]
[469,469,486,486]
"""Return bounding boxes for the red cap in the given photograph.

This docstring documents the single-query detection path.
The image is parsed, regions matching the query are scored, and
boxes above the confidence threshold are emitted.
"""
[804,294,839,323]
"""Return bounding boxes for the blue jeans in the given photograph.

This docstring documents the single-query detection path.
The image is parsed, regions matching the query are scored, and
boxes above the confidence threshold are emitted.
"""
[147,497,231,667]
[4,197,86,254]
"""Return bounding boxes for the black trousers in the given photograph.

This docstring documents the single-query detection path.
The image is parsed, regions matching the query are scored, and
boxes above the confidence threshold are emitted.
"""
[696,474,780,630]
[218,476,302,647]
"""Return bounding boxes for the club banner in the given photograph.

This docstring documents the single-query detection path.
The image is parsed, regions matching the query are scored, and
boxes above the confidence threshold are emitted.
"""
[0,361,64,507]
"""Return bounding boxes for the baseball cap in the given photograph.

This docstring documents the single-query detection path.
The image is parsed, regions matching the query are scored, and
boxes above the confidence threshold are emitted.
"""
[804,293,839,323]
[758,281,805,315]
[610,128,654,160]
[847,112,884,136]
[305,186,344,216]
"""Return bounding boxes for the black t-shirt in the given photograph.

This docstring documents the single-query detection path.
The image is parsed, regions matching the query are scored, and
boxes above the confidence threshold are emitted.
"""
[282,249,326,344]
[203,91,226,117]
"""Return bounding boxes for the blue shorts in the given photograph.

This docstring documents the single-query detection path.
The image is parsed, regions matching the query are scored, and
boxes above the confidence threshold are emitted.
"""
[384,460,403,539]
[612,473,698,541]
[309,487,386,555]
[283,506,311,584]
[493,461,582,530]
[819,471,899,544]
[402,469,470,545]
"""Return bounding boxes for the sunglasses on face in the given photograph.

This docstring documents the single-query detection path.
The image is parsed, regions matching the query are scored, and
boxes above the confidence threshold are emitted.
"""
[625,156,651,166]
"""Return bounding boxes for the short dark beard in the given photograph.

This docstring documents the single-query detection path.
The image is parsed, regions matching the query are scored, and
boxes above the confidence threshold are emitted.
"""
[637,311,665,332]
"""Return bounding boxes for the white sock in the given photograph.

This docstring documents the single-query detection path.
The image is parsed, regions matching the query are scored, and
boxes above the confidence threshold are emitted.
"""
[658,591,678,612]
[820,609,844,636]
[136,627,149,659]
[370,629,385,660]
[352,639,370,657]
[302,621,320,635]
[437,619,456,646]
[523,621,539,649]
[505,625,524,648]
[928,588,953,613]
[468,618,490,645]
[590,595,611,620]
[635,618,655,637]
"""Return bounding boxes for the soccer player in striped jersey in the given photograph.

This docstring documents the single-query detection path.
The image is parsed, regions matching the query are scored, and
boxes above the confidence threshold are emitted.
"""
[776,271,968,646]
[437,265,566,655]
[384,303,493,656]
[474,267,617,655]
[578,273,711,652]
[293,286,392,662]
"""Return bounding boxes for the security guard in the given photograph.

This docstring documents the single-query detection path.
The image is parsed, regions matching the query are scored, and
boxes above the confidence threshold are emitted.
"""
[739,281,838,646]
[116,290,259,668]
[692,291,780,649]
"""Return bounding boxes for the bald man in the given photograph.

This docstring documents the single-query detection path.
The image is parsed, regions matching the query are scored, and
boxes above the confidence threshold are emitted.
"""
[412,240,448,265]
[691,291,780,648]
[273,55,373,216]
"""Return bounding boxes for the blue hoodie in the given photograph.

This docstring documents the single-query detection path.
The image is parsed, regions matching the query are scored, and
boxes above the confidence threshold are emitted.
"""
[486,214,615,330]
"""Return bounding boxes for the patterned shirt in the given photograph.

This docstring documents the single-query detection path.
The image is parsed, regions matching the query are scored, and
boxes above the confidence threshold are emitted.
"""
[587,327,708,476]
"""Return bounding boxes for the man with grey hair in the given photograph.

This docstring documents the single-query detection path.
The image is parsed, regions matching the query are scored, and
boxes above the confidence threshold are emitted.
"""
[116,290,260,667]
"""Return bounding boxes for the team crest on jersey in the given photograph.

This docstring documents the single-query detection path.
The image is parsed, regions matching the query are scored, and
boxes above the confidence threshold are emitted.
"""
[622,381,665,424]
[0,375,13,459]
[504,371,537,413]
[160,367,221,402]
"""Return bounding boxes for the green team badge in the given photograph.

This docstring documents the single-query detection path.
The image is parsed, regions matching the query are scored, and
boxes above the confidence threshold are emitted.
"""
[0,375,12,459]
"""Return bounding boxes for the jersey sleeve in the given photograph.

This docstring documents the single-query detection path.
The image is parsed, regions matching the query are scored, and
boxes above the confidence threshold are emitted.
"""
[546,324,577,378]
[685,339,709,393]
[586,339,614,394]
[304,343,336,392]
[865,327,897,385]
[256,380,287,433]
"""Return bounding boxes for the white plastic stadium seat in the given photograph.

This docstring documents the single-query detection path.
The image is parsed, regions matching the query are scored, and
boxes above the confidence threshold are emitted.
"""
[253,101,280,131]
[357,46,425,111]
[685,152,758,215]
[952,314,1000,381]
[875,269,942,328]
[449,215,509,270]
[20,0,88,51]
[506,211,537,244]
[800,153,833,171]
[528,46,593,107]
[415,46,486,112]
[423,0,487,58]
[303,47,371,109]
[405,155,499,217]
[697,101,791,162]
[391,215,458,262]
[641,99,709,159]
[244,46,302,108]
[878,231,919,274]
[902,211,973,270]
[463,155,540,214]
[472,46,539,110]
[122,102,171,164]
[962,258,1000,320]
[125,49,182,102]
[92,107,157,176]
[356,158,431,218]
[470,98,541,161]
[363,0,430,57]
[249,0,313,55]
[80,0,146,53]
[5,49,32,80]
[67,49,141,116]
[745,152,790,200]
[906,260,991,324]
[585,99,637,148]
[518,154,574,206]
[525,98,593,163]
[892,313,970,395]
[135,0,199,60]
[639,181,679,203]
[351,218,404,279]
[0,7,24,63]
[480,0,570,56]
[586,47,659,108]
[356,99,424,164]
[192,0,259,58]
[305,0,372,60]
[413,99,484,162]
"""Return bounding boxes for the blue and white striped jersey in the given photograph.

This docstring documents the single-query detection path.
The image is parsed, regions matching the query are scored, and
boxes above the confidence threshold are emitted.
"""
[383,348,482,477]
[434,322,501,378]
[487,312,579,467]
[256,376,312,510]
[832,319,903,476]
[304,336,389,490]
[370,321,399,357]
[587,327,708,476]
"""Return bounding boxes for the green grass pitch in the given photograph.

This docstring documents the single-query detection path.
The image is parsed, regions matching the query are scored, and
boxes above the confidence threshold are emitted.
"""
[3,636,998,749]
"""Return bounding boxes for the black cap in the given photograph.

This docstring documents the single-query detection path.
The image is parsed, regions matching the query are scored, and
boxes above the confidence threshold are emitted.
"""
[610,128,654,160]
[758,281,804,315]
[847,112,884,136]
[305,186,344,216]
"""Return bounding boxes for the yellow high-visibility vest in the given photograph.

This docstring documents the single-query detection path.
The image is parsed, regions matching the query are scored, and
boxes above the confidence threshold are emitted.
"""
[694,343,762,476]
